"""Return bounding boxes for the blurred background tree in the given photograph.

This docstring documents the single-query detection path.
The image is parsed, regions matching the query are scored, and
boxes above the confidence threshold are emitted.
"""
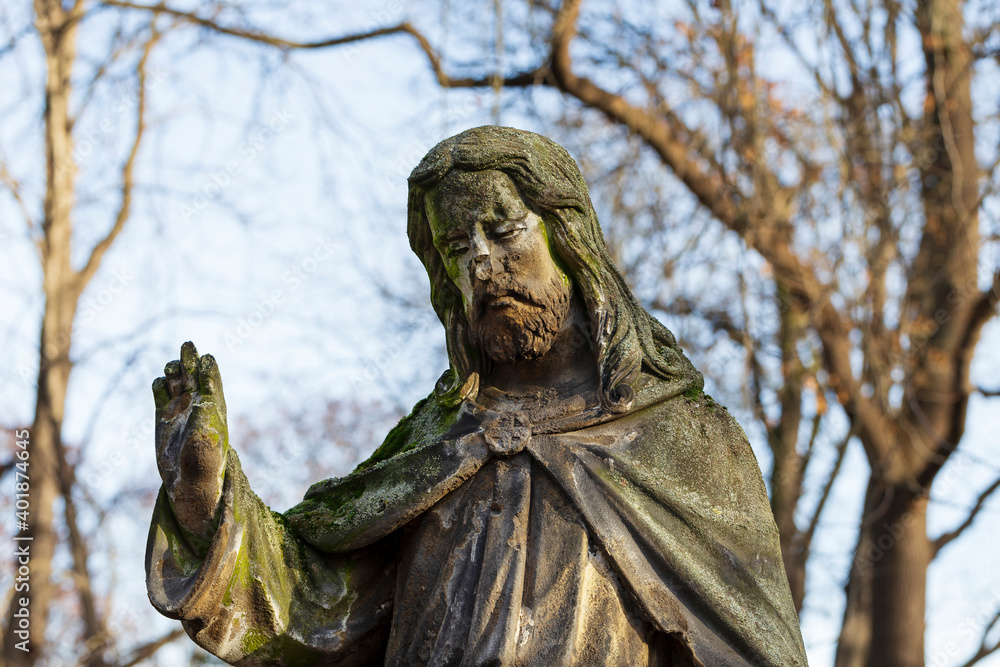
[1,1,999,665]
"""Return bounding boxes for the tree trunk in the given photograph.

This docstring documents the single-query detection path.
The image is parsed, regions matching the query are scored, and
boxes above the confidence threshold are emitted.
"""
[3,310,75,666]
[838,0,978,664]
[835,479,931,667]
[3,2,80,664]
[866,487,930,667]
[835,477,876,667]
[770,289,808,612]
[835,472,932,667]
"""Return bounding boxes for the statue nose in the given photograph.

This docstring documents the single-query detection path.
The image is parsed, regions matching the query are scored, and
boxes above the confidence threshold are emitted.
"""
[473,252,492,281]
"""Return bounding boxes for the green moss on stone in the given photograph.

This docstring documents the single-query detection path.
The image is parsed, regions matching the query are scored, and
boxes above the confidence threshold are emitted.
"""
[242,627,269,654]
[681,386,721,412]
[354,393,460,472]
[288,479,367,532]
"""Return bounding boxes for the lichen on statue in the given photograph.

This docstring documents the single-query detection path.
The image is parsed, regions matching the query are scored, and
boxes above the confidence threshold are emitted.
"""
[146,126,809,667]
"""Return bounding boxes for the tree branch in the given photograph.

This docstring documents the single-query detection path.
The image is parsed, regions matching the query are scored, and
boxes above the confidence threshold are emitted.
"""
[962,271,1000,350]
[797,411,823,488]
[545,0,897,468]
[959,608,1000,667]
[822,0,862,96]
[653,295,748,345]
[756,1,843,104]
[54,438,107,666]
[74,27,158,294]
[797,427,852,555]
[547,0,747,232]
[72,23,148,127]
[102,1,548,89]
[916,270,1000,487]
[102,0,411,49]
[0,162,37,231]
[814,300,895,468]
[114,628,185,667]
[933,475,1000,555]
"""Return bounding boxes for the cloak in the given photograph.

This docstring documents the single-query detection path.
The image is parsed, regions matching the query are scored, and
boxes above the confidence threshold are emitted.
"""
[146,369,808,666]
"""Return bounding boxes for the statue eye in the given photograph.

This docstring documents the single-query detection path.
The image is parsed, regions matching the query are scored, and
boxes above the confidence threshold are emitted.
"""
[437,231,470,257]
[446,241,469,256]
[493,223,526,240]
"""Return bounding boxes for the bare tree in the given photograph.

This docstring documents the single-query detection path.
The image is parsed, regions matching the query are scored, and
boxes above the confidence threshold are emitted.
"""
[4,0,999,664]
[131,0,997,663]
[1,2,160,663]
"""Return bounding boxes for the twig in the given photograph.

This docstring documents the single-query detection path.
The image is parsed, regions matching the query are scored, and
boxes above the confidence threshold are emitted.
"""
[933,475,1000,555]
[796,426,852,554]
[959,608,1000,667]
[75,27,160,293]
[0,162,37,231]
[115,628,186,667]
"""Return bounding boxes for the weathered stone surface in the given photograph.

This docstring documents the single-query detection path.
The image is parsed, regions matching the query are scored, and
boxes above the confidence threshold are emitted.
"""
[147,126,808,666]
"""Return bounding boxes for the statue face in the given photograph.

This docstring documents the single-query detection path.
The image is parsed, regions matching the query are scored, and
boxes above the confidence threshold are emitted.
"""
[426,169,572,363]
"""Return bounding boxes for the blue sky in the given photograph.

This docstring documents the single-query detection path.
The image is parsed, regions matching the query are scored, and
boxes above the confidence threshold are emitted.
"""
[1,1,999,664]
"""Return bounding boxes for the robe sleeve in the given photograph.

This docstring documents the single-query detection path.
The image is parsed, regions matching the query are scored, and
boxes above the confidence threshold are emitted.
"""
[285,426,492,553]
[145,450,397,666]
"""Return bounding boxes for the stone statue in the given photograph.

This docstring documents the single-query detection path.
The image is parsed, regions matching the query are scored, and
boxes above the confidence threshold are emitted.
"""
[147,126,808,666]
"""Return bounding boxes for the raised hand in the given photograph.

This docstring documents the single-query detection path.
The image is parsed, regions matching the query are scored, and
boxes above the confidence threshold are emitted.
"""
[152,341,229,543]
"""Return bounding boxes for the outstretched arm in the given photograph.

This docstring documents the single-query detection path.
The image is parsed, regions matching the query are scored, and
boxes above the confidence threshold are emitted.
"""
[286,403,503,553]
[147,345,501,663]
[148,343,396,665]
[287,430,491,553]
[147,449,396,665]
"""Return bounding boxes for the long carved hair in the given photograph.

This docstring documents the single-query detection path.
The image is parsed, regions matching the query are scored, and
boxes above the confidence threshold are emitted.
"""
[407,126,697,413]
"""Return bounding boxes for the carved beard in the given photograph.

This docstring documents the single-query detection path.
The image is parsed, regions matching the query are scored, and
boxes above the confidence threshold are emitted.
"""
[470,272,572,364]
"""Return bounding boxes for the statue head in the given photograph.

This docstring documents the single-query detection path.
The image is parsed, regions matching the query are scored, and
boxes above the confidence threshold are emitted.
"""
[424,168,574,368]
[407,125,697,412]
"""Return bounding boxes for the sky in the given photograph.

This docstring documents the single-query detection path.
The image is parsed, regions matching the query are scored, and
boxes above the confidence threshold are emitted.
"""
[1,1,999,665]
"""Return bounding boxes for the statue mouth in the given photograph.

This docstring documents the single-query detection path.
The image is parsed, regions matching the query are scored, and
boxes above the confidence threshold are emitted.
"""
[486,294,531,309]
[474,277,550,320]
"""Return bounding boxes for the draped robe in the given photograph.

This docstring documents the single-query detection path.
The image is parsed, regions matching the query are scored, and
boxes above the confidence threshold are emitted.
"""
[146,371,808,666]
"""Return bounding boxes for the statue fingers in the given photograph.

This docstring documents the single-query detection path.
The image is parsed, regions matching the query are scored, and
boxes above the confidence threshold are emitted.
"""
[152,376,171,411]
[179,341,200,394]
[198,354,224,397]
[164,359,183,398]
